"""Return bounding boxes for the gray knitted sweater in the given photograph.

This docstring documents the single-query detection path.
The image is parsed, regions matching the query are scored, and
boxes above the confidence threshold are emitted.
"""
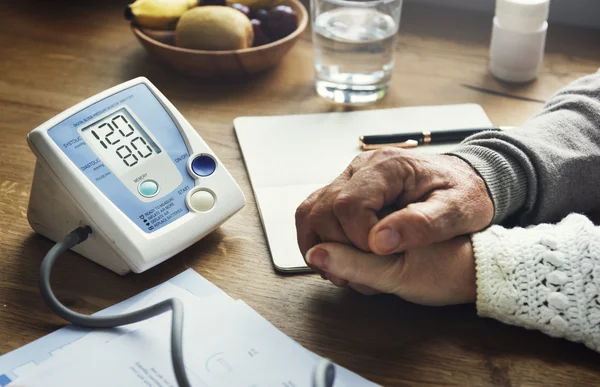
[449,71,600,353]
[450,71,600,225]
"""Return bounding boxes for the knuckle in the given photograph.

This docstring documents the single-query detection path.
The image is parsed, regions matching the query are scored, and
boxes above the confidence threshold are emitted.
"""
[443,197,461,223]
[394,157,417,179]
[347,154,370,176]
[382,158,408,180]
[374,147,400,159]
[372,153,419,191]
[376,158,396,174]
[352,152,371,165]
[295,189,323,222]
[332,193,356,219]
[295,200,311,220]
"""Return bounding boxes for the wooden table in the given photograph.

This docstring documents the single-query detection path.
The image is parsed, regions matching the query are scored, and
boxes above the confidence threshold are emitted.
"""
[1,1,600,385]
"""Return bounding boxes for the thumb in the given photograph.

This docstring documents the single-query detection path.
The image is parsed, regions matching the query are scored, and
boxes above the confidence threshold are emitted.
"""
[369,192,463,254]
[306,243,404,294]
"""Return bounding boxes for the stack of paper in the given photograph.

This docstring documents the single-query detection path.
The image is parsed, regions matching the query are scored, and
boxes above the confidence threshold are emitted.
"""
[0,269,379,387]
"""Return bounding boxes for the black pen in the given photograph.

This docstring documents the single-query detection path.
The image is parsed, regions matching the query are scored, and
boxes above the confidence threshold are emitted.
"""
[359,126,512,150]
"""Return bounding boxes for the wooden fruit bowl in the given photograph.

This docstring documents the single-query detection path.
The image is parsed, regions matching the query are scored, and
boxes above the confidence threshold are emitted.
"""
[131,0,308,79]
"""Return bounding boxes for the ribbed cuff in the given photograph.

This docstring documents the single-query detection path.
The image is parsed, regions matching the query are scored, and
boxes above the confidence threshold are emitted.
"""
[448,145,528,224]
[470,227,519,320]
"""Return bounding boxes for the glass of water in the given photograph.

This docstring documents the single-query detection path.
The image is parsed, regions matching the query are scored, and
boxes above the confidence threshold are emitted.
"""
[311,0,403,104]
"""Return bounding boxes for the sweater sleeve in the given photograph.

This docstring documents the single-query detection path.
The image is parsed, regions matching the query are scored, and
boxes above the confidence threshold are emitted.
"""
[472,213,600,352]
[448,70,600,226]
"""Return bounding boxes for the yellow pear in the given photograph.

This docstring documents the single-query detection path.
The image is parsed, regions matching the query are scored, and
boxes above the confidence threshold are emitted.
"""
[175,7,254,51]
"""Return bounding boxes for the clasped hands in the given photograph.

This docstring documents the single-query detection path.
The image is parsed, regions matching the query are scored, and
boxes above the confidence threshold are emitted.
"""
[295,148,494,306]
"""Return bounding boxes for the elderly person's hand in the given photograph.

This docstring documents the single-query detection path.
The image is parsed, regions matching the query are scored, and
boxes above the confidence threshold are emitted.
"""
[306,237,476,306]
[295,148,494,262]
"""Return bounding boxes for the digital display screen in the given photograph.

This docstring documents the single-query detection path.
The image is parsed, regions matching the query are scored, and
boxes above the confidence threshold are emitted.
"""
[79,107,161,175]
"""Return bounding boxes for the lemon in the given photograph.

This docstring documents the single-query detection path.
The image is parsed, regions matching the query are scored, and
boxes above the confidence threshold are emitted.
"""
[128,0,198,30]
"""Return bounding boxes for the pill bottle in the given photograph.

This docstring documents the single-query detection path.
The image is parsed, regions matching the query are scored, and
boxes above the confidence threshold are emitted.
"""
[489,0,550,83]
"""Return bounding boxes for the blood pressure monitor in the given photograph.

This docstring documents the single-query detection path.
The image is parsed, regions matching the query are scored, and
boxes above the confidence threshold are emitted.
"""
[24,77,337,387]
[27,77,245,274]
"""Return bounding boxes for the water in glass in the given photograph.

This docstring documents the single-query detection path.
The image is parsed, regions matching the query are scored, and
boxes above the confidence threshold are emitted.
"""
[313,6,399,104]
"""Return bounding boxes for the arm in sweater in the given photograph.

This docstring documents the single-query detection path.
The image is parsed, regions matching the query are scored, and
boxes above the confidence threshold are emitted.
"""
[473,213,600,352]
[449,71,600,226]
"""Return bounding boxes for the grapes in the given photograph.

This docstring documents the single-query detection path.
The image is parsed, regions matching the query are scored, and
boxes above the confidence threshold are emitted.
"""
[195,1,299,46]
[264,5,298,41]
[230,3,251,18]
[251,19,271,47]
[252,8,269,24]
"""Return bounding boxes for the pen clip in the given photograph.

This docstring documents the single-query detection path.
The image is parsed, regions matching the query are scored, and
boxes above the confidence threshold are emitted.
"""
[359,139,419,151]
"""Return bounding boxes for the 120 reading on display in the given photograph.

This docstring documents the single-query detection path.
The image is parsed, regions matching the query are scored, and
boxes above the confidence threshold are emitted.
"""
[80,107,162,175]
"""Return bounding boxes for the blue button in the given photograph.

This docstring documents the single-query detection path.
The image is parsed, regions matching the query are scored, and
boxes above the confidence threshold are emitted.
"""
[139,180,159,197]
[0,374,12,387]
[191,155,217,177]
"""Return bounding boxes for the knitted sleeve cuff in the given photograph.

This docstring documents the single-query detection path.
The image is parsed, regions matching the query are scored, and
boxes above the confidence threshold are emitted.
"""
[448,144,528,224]
[472,213,600,352]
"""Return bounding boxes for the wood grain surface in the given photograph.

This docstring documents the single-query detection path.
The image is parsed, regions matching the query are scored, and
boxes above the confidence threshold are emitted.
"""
[1,1,600,385]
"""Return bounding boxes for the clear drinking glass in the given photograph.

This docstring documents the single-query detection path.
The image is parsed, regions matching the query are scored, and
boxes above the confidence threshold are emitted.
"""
[311,0,403,104]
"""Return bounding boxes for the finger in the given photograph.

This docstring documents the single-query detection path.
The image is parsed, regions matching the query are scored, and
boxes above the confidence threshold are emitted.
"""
[319,270,348,288]
[296,188,323,258]
[306,243,404,294]
[331,152,425,251]
[307,170,355,246]
[368,190,466,254]
[296,189,329,277]
[327,274,349,288]
[332,192,379,251]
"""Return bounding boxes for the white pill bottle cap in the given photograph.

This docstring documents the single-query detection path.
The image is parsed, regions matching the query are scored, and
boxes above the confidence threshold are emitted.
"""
[496,0,550,31]
[490,0,550,82]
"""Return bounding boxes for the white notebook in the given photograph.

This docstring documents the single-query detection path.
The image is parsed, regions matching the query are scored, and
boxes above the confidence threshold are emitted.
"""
[234,104,492,272]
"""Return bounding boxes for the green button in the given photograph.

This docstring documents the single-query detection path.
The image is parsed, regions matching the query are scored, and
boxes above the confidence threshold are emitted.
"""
[139,180,159,197]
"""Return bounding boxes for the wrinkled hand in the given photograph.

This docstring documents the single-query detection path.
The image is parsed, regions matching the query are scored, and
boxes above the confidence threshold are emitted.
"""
[295,148,493,260]
[306,236,477,306]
